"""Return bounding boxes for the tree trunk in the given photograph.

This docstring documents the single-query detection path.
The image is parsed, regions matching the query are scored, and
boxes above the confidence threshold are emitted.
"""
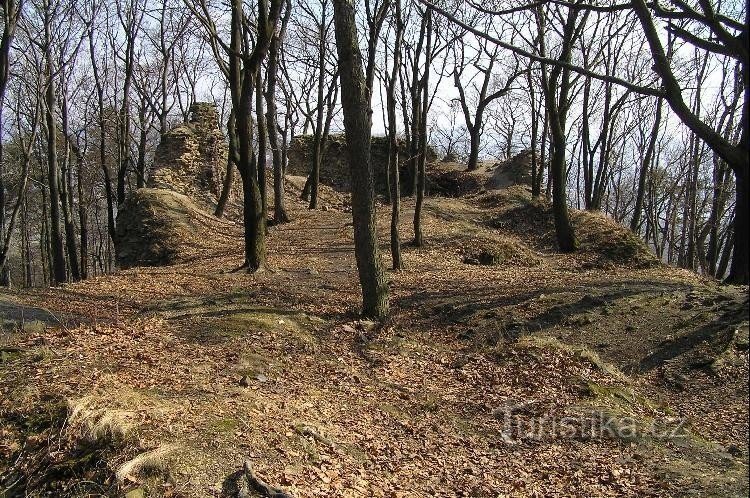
[309,18,327,210]
[45,61,67,284]
[539,4,579,252]
[0,0,20,287]
[266,9,290,225]
[387,0,404,270]
[466,126,480,172]
[413,9,432,248]
[256,73,269,225]
[136,103,148,188]
[215,111,238,218]
[631,98,662,232]
[332,0,389,319]
[236,75,266,271]
[59,91,80,281]
[727,165,749,284]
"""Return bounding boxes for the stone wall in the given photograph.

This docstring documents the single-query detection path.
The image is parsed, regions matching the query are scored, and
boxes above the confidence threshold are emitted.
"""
[147,102,227,205]
[286,134,437,192]
[117,102,228,268]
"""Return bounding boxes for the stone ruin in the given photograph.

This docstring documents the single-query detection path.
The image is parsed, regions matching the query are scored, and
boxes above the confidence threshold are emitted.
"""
[286,134,437,193]
[115,102,229,269]
[489,150,534,188]
[147,102,228,205]
[427,150,535,197]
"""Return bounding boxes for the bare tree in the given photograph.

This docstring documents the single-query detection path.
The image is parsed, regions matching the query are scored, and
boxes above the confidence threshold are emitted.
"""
[332,0,389,318]
[0,0,22,286]
[386,0,404,270]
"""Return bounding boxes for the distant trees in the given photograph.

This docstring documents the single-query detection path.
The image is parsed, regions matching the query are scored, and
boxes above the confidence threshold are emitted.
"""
[0,0,213,286]
[630,0,748,284]
[295,0,339,209]
[452,26,521,172]
[0,0,745,294]
[424,0,746,281]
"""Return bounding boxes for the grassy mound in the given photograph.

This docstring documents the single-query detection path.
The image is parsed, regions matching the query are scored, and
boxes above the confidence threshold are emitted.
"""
[422,197,541,268]
[115,188,237,269]
[476,187,658,268]
[459,235,541,267]
[571,210,658,268]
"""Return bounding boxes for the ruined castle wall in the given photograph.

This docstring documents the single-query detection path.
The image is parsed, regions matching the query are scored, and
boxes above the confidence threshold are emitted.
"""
[286,134,437,192]
[147,103,228,205]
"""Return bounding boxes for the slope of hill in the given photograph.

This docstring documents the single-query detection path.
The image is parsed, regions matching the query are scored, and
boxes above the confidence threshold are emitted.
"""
[1,174,747,497]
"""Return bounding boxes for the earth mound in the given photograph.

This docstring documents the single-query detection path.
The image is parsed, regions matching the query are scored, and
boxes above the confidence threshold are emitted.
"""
[115,103,234,269]
[115,189,235,269]
[476,186,659,268]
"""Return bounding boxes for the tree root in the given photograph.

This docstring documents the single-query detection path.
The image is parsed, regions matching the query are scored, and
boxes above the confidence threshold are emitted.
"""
[294,424,334,448]
[242,461,293,498]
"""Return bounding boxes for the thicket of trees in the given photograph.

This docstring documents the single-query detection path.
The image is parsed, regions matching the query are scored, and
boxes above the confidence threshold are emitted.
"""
[0,0,746,315]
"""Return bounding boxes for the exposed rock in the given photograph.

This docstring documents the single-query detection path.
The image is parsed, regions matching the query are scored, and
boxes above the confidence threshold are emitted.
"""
[427,150,535,197]
[286,134,437,192]
[489,150,533,188]
[147,102,228,205]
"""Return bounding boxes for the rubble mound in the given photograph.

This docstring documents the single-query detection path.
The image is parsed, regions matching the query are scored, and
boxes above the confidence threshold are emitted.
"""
[427,150,534,197]
[427,164,486,197]
[286,134,437,193]
[115,189,235,269]
[477,187,659,268]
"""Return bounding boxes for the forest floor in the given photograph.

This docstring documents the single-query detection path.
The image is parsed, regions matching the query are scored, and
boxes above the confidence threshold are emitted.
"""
[1,172,748,497]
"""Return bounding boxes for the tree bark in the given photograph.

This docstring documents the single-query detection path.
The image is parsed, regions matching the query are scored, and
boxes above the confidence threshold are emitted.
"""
[332,0,389,319]
[229,0,282,271]
[59,87,81,281]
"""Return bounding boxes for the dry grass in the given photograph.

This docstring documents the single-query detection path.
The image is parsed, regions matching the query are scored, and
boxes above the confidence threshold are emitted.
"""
[115,445,178,483]
[519,335,630,383]
[68,397,137,443]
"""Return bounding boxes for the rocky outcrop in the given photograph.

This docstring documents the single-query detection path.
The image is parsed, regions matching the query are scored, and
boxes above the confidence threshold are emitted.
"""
[116,103,231,269]
[286,134,437,192]
[427,150,535,197]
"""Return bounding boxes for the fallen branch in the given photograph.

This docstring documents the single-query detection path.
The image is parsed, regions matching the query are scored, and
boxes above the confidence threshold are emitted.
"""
[243,461,294,498]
